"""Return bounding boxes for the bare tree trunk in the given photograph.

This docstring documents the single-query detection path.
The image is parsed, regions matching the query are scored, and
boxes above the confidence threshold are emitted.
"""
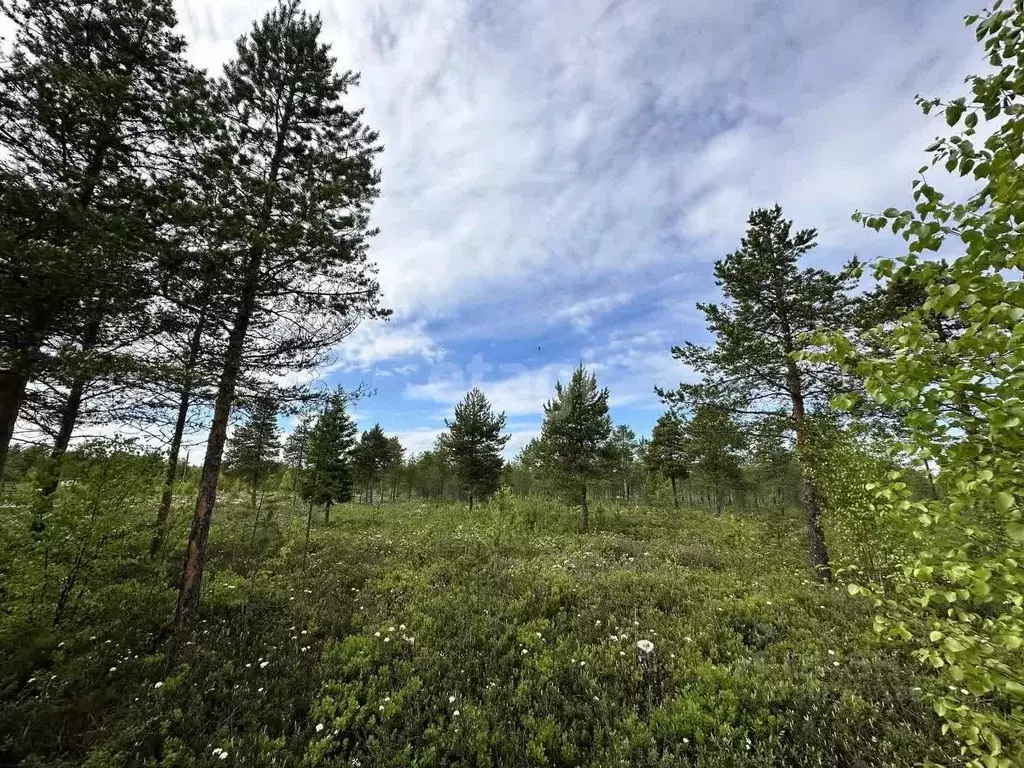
[923,457,939,500]
[250,486,266,544]
[580,483,589,532]
[0,319,47,483]
[151,356,198,556]
[469,492,473,511]
[304,500,314,562]
[324,499,331,524]
[787,360,832,582]
[670,475,678,509]
[41,314,103,495]
[172,285,256,647]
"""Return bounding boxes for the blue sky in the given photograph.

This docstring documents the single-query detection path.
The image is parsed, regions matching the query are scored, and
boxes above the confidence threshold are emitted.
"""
[175,0,983,457]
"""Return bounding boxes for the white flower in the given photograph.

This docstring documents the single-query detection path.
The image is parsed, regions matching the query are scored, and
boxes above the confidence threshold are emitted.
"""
[384,637,391,643]
[260,661,269,669]
[108,666,117,673]
[521,648,528,655]
[453,710,460,717]
[399,624,406,630]
[449,695,456,703]
[374,631,381,637]
[833,661,840,667]
[154,681,163,688]
[636,640,655,654]
[389,626,395,632]
[594,620,601,626]
[827,649,835,656]
[219,752,228,760]
[315,723,324,732]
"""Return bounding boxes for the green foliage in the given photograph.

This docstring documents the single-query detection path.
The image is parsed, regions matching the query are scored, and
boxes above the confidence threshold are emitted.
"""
[539,364,613,529]
[688,404,746,515]
[645,412,691,508]
[302,389,357,510]
[352,424,391,504]
[444,388,510,508]
[816,7,1024,764]
[0,493,960,767]
[225,399,281,498]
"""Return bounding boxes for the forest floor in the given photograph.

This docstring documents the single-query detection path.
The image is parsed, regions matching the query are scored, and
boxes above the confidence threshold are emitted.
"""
[0,494,957,767]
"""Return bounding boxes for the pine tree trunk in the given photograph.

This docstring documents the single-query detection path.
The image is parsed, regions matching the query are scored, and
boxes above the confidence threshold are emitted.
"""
[324,500,331,524]
[469,492,473,511]
[580,483,589,532]
[172,283,257,646]
[0,317,48,483]
[923,457,939,499]
[670,475,678,509]
[304,500,314,562]
[150,322,201,556]
[250,487,265,544]
[788,363,832,582]
[42,312,106,495]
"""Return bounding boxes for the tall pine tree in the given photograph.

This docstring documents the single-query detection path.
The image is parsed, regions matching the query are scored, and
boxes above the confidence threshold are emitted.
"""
[0,0,207,481]
[645,412,691,509]
[301,389,356,526]
[444,388,510,510]
[539,365,612,531]
[225,399,281,509]
[659,205,856,579]
[173,0,387,641]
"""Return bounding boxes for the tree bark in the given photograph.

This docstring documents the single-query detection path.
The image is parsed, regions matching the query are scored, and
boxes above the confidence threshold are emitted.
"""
[787,360,832,582]
[580,482,589,532]
[172,280,257,646]
[0,364,33,483]
[670,475,678,509]
[304,500,314,562]
[151,314,205,557]
[324,500,331,524]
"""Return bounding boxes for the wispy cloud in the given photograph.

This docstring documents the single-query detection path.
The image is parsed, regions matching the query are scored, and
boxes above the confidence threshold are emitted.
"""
[166,0,981,450]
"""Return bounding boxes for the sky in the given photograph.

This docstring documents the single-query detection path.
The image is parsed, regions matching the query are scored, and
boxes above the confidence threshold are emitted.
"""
[169,0,981,457]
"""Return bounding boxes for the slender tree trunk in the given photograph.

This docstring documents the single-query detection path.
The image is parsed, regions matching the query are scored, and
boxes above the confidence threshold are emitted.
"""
[150,335,200,556]
[787,363,832,582]
[670,475,678,509]
[580,483,589,532]
[324,499,331,525]
[304,500,314,562]
[469,492,473,511]
[923,457,939,500]
[250,487,266,544]
[172,283,257,645]
[0,366,32,483]
[0,317,48,483]
[42,312,106,497]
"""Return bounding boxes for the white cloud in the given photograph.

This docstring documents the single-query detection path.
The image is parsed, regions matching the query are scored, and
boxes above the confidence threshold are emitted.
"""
[326,319,444,373]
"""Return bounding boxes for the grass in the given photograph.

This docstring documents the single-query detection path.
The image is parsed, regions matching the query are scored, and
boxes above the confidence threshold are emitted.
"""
[0,490,958,766]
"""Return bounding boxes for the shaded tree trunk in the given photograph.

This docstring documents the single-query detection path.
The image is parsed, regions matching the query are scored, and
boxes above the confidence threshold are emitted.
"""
[580,483,589,532]
[670,475,678,509]
[150,353,198,556]
[0,314,48,483]
[304,500,314,562]
[787,360,832,582]
[923,457,939,500]
[172,279,257,646]
[324,500,331,525]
